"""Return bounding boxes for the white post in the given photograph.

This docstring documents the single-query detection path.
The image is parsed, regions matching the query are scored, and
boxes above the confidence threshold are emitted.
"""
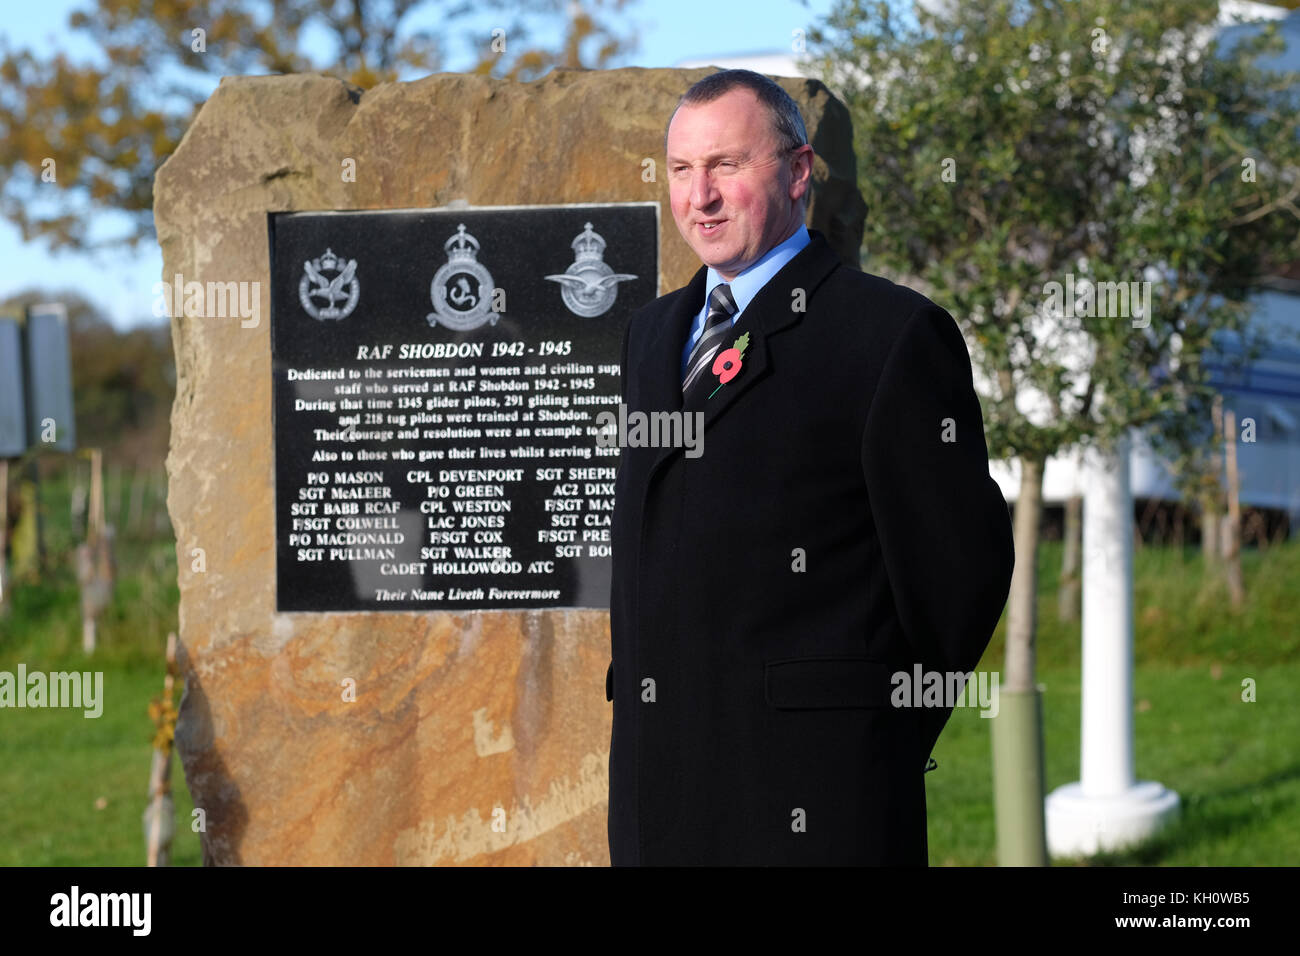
[1081,436,1135,797]
[1045,435,1180,856]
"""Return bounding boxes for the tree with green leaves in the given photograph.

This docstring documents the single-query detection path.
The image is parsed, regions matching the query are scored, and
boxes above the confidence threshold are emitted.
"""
[808,0,1300,863]
[0,0,635,251]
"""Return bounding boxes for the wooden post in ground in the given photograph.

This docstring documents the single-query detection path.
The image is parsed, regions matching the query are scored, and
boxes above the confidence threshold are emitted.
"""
[0,459,8,610]
[76,449,113,654]
[1222,409,1244,609]
[144,631,179,867]
[70,460,87,538]
[10,459,42,581]
[88,449,103,542]
[1201,396,1223,567]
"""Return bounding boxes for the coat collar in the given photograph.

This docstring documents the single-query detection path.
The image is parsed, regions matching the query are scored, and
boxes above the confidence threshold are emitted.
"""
[634,229,843,476]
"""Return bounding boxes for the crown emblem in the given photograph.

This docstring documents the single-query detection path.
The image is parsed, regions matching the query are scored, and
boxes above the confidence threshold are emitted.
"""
[444,224,481,263]
[572,222,607,262]
[545,221,636,318]
[318,248,340,271]
[428,222,497,330]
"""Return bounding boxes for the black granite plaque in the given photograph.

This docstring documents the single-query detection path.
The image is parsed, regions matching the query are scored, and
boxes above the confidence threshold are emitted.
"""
[269,204,658,611]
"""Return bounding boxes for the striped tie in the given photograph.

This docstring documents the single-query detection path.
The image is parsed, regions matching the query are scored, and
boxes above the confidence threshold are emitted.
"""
[682,283,738,399]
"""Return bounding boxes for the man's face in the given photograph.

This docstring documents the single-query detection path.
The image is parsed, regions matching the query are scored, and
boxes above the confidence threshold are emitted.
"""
[666,88,812,280]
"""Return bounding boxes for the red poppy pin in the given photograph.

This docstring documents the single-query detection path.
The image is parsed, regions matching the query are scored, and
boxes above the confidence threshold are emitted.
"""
[708,332,750,399]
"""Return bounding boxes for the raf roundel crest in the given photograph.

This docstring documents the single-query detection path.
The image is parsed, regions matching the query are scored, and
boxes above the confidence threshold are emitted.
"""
[428,224,498,331]
[299,248,360,320]
[545,222,638,318]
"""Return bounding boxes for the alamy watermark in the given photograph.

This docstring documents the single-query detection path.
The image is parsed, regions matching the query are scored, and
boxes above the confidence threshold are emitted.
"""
[595,403,704,458]
[1042,273,1151,328]
[152,273,260,327]
[0,664,103,718]
[891,666,1000,718]
[50,886,150,935]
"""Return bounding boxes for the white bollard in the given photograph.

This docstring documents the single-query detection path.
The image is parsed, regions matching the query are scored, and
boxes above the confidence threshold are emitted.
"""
[1045,435,1180,856]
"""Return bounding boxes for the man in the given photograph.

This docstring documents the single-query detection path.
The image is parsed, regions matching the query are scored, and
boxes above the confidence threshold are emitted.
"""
[605,69,1014,865]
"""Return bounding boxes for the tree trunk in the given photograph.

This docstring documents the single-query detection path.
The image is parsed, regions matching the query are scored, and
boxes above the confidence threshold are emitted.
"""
[1058,493,1081,622]
[993,453,1049,866]
[1005,456,1044,693]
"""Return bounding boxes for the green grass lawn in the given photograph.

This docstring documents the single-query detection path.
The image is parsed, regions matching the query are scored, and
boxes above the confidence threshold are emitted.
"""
[928,662,1300,865]
[1,470,202,866]
[0,664,202,866]
[2,469,1297,864]
[928,538,1300,866]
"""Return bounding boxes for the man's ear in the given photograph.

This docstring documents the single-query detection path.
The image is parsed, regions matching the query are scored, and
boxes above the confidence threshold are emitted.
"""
[789,144,815,202]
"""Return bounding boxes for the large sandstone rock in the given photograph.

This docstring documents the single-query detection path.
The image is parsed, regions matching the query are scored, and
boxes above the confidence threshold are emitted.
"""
[157,67,865,865]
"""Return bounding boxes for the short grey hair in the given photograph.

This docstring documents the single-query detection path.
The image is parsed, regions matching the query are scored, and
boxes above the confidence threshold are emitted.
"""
[665,69,809,154]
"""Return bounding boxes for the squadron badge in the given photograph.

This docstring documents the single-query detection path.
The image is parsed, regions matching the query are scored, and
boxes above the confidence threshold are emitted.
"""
[427,224,498,330]
[545,222,637,318]
[300,248,359,320]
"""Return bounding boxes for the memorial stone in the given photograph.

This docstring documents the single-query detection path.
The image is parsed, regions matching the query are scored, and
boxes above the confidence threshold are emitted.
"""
[156,68,864,864]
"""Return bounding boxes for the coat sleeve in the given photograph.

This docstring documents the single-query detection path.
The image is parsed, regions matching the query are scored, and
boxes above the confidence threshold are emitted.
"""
[860,302,1014,762]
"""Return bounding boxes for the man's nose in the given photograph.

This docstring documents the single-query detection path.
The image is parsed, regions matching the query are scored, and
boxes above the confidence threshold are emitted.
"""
[689,168,719,209]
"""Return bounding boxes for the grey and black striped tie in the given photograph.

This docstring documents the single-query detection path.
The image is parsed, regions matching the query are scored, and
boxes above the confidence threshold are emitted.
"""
[681,283,738,399]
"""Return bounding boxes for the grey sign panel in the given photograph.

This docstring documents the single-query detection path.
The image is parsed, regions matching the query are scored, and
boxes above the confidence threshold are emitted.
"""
[0,316,24,455]
[24,303,76,452]
[268,202,659,611]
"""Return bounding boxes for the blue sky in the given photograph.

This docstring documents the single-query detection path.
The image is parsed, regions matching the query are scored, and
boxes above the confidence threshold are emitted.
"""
[0,0,838,329]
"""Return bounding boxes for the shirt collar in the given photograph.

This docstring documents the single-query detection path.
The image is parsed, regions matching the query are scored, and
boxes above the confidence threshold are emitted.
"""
[703,223,811,316]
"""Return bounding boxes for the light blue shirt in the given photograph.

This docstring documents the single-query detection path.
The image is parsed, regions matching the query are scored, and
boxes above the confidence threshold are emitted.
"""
[680,224,811,378]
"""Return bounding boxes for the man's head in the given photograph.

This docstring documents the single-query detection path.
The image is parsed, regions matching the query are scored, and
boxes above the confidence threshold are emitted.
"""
[665,70,814,280]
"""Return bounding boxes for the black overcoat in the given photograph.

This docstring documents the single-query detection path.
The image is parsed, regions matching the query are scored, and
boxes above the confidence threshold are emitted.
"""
[606,230,1014,865]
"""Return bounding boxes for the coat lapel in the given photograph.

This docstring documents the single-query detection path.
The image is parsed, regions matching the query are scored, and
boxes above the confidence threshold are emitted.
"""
[690,231,842,428]
[636,231,844,480]
[636,266,705,422]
